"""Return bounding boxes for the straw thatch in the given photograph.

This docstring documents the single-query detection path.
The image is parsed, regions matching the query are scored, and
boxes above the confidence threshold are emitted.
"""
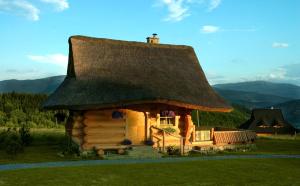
[43,35,231,112]
[240,109,295,134]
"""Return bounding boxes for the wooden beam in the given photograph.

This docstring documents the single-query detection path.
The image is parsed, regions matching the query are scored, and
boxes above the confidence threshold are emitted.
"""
[162,130,165,153]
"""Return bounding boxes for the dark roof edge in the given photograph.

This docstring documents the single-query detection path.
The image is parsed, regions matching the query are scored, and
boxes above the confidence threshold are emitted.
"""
[69,35,194,50]
[44,99,232,112]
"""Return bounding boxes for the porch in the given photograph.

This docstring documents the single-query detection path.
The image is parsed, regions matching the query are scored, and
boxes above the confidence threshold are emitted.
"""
[150,126,256,155]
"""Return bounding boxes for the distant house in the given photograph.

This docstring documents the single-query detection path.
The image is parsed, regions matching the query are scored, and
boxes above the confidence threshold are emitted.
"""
[240,108,296,134]
[43,34,247,155]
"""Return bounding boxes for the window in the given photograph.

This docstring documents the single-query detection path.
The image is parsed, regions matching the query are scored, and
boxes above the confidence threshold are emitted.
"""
[160,110,175,125]
[195,130,211,141]
[112,111,123,119]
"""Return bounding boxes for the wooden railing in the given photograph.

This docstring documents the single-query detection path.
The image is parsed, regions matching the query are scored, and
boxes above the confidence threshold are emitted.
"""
[159,117,175,125]
[150,126,185,155]
[213,130,256,145]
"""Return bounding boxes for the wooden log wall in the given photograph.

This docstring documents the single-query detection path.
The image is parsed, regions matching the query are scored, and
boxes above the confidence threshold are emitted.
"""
[81,110,126,151]
[66,111,84,147]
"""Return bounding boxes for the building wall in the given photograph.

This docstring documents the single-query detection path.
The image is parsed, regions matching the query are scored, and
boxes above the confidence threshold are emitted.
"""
[82,110,126,150]
[67,109,193,151]
[67,109,146,151]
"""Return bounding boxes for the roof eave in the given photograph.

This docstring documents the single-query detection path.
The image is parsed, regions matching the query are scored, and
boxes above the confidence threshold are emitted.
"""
[43,99,232,112]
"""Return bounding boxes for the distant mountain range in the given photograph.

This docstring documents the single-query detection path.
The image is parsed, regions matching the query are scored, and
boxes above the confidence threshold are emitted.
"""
[214,81,300,100]
[0,77,299,128]
[0,75,65,94]
[214,81,300,129]
[273,100,300,128]
[214,88,292,109]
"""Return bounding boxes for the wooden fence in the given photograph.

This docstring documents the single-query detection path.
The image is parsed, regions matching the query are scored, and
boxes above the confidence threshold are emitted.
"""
[213,130,256,145]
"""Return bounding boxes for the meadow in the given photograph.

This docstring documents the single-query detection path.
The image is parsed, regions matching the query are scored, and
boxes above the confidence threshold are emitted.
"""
[0,128,299,164]
[0,93,299,186]
[0,158,299,186]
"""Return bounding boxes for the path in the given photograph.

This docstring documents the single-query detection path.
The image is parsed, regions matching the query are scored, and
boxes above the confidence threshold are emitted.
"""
[0,154,299,171]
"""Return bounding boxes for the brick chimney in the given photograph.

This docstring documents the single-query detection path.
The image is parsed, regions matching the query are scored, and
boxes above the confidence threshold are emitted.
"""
[146,33,159,44]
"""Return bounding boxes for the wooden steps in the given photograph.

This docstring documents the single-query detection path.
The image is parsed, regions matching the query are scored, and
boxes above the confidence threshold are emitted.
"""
[191,141,213,147]
[94,144,128,156]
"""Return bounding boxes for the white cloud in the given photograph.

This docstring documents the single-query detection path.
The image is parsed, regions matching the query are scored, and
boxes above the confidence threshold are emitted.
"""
[272,42,289,48]
[0,0,40,21]
[28,53,68,67]
[206,71,229,85]
[161,0,190,22]
[207,62,300,86]
[201,25,257,34]
[0,0,69,21]
[252,63,300,85]
[268,67,286,80]
[201,25,219,33]
[156,0,221,22]
[40,0,69,11]
[208,0,221,11]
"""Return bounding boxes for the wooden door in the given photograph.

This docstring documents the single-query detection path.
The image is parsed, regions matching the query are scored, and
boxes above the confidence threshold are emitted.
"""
[126,110,145,145]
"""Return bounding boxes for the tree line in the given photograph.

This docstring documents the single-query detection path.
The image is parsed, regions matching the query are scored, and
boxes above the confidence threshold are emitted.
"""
[0,92,67,128]
[0,92,250,129]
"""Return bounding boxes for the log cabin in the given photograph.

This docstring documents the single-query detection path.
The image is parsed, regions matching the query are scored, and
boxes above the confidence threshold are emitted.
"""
[44,34,241,154]
[240,108,296,135]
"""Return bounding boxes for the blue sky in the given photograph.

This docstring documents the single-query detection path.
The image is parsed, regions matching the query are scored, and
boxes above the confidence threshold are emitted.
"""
[0,0,299,85]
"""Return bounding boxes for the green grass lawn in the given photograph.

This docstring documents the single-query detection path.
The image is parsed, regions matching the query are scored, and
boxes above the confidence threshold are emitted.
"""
[0,128,81,164]
[0,128,299,164]
[0,158,299,186]
[253,137,300,154]
[217,136,300,156]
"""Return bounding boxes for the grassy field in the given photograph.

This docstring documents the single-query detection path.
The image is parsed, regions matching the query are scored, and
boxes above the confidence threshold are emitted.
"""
[0,158,299,185]
[218,136,300,156]
[0,129,299,185]
[0,128,80,164]
[0,128,299,164]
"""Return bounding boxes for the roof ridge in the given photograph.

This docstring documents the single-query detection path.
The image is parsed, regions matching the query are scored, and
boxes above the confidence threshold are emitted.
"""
[69,35,193,49]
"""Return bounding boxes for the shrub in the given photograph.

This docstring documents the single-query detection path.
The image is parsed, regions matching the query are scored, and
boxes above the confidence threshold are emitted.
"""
[80,148,98,159]
[3,128,23,157]
[60,135,80,156]
[0,111,6,125]
[121,139,132,145]
[0,129,8,148]
[4,121,16,128]
[19,124,32,146]
[163,127,176,134]
[144,139,154,146]
[166,145,180,155]
[27,121,37,128]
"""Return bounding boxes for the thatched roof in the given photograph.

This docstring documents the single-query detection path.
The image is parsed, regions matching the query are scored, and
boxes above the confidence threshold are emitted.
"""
[240,109,295,133]
[43,35,231,112]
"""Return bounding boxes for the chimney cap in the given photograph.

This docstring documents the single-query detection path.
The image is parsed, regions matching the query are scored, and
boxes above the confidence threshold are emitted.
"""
[146,33,159,44]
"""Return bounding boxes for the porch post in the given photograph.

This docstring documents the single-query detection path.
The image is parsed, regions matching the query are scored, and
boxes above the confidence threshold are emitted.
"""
[184,114,193,145]
[144,112,150,140]
[162,130,165,152]
[196,110,200,127]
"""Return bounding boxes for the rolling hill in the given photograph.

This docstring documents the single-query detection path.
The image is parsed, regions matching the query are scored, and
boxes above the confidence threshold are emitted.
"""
[0,75,65,94]
[214,88,292,109]
[272,100,300,129]
[0,76,299,129]
[213,81,300,129]
[214,81,300,99]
